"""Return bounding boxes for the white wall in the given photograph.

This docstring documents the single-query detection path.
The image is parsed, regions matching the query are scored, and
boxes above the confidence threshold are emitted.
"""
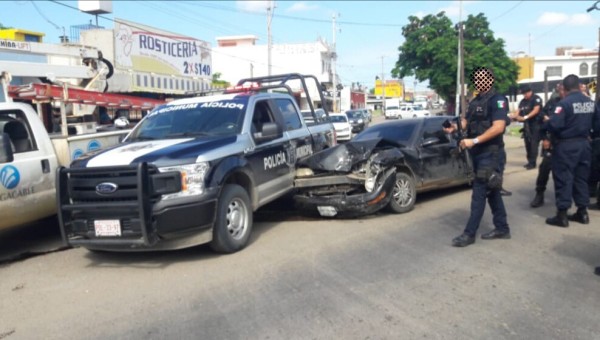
[213,41,332,85]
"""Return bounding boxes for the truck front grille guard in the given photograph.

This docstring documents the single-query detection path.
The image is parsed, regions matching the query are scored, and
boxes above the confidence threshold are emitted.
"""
[56,162,155,247]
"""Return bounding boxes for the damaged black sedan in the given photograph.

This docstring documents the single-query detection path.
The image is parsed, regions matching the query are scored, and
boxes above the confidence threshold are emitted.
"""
[294,116,472,217]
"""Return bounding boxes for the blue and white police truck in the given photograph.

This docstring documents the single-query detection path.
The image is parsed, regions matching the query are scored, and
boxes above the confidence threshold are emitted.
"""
[57,74,336,253]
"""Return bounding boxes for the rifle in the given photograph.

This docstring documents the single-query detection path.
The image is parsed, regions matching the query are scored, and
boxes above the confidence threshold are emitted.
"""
[444,116,474,180]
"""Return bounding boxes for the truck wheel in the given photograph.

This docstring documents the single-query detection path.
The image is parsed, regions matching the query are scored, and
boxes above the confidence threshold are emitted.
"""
[210,184,252,253]
[386,172,416,214]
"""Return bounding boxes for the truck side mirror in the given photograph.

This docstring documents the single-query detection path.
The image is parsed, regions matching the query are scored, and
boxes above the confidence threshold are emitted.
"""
[253,122,282,143]
[0,132,14,163]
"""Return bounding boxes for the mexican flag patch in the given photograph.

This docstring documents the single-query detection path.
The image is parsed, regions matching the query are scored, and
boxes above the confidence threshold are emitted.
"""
[497,100,506,109]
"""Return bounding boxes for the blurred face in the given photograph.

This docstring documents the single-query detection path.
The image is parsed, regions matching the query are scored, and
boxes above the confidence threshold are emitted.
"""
[580,84,587,92]
[523,91,532,99]
[469,67,494,93]
[558,85,566,98]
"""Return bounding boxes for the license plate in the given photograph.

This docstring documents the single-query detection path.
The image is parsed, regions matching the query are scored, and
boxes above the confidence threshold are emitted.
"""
[94,220,121,237]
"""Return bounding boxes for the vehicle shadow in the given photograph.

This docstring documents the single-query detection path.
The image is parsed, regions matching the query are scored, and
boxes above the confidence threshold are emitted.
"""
[0,216,68,265]
[552,234,600,268]
[83,202,295,268]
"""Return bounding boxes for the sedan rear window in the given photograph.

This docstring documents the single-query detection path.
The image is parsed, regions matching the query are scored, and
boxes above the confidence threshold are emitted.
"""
[354,123,416,144]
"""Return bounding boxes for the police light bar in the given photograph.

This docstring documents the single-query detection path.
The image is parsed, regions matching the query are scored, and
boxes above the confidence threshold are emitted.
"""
[224,82,262,93]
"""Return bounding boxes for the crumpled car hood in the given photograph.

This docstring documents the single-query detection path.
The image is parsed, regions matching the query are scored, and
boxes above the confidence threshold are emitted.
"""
[298,138,404,172]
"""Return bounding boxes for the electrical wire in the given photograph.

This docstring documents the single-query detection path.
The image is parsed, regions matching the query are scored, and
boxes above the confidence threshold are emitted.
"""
[489,1,524,22]
[30,0,62,31]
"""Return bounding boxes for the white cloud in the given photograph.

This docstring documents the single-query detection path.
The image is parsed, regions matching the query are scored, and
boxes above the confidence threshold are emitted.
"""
[536,12,596,26]
[413,11,426,19]
[570,13,596,26]
[236,0,273,13]
[286,1,319,13]
[438,0,478,18]
[536,12,569,26]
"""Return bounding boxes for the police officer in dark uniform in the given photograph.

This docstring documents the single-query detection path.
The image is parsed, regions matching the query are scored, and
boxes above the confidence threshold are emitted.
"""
[530,83,565,208]
[544,74,600,227]
[444,67,510,247]
[513,85,543,169]
[588,100,600,210]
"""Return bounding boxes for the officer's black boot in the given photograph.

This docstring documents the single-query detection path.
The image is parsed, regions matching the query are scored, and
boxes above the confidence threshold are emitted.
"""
[568,207,590,224]
[546,209,569,228]
[530,191,544,208]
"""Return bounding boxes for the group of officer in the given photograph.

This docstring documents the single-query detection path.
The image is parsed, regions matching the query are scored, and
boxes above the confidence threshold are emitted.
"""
[444,68,600,275]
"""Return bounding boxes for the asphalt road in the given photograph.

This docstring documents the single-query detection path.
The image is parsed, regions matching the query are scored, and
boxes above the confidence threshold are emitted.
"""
[1,130,600,339]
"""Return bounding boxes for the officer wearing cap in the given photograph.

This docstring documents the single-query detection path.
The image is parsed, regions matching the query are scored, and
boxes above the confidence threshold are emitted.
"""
[544,74,600,227]
[443,67,510,247]
[530,83,565,208]
[512,85,543,169]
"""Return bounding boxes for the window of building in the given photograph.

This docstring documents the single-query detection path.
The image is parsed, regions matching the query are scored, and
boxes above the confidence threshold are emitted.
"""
[157,77,162,89]
[546,66,562,77]
[150,77,155,88]
[593,62,598,75]
[23,34,41,42]
[143,75,148,87]
[136,75,141,87]
[580,63,589,76]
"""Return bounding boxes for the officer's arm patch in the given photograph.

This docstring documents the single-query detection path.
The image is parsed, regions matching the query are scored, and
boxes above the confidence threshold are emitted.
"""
[497,100,506,109]
[554,106,562,115]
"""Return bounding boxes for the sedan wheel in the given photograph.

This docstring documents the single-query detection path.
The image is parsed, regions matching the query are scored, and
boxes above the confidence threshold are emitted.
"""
[386,172,416,214]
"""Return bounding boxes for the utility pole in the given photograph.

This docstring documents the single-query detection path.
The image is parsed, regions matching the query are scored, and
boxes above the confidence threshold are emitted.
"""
[459,21,466,117]
[455,0,463,117]
[332,13,339,113]
[267,1,275,76]
[381,56,386,115]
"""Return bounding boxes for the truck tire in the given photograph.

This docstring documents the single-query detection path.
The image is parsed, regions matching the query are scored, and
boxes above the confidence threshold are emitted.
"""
[210,184,253,253]
[386,172,416,214]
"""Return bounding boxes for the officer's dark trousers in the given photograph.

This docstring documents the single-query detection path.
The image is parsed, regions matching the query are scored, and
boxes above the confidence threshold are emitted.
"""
[552,139,591,210]
[589,138,600,199]
[464,150,509,237]
[536,152,552,193]
[524,122,541,165]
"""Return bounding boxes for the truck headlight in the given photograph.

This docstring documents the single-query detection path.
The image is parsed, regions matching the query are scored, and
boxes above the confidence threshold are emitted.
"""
[358,119,364,124]
[158,162,209,199]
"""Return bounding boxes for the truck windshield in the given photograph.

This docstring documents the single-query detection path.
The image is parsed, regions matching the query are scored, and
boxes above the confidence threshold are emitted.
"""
[128,99,247,141]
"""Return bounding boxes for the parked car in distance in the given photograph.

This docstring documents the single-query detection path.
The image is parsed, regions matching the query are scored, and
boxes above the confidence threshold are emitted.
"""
[301,108,328,126]
[361,109,372,122]
[384,105,401,119]
[328,113,352,141]
[294,116,472,218]
[399,104,430,119]
[345,109,368,133]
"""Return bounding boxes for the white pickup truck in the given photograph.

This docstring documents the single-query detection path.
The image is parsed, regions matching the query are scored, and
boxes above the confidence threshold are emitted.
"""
[0,87,164,231]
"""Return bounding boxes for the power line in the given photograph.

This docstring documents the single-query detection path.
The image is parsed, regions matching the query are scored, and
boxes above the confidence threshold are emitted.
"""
[182,1,404,28]
[489,1,524,22]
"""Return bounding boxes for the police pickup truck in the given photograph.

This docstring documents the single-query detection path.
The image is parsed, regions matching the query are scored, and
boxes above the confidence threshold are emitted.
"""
[57,74,336,253]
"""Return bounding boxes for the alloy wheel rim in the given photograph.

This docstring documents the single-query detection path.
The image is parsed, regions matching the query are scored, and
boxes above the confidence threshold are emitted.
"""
[393,178,413,207]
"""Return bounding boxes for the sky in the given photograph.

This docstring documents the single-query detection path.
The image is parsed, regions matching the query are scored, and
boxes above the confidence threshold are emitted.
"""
[2,1,600,91]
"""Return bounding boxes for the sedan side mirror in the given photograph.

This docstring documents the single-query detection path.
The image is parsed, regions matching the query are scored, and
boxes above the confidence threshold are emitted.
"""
[0,132,14,163]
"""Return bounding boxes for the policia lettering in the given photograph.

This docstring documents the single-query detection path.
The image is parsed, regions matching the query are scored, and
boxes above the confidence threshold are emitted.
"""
[264,151,286,170]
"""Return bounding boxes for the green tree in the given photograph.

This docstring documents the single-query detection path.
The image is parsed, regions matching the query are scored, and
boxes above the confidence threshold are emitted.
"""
[392,12,518,104]
[211,72,230,88]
